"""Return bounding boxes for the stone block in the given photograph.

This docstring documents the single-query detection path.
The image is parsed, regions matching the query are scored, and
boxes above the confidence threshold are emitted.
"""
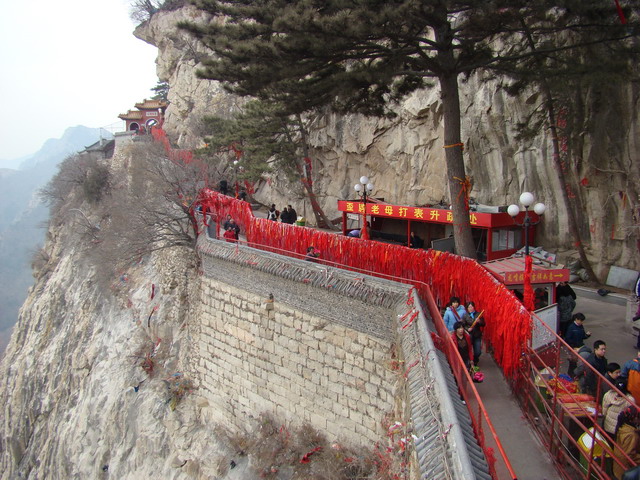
[365,382,378,397]
[606,265,639,290]
[362,347,374,361]
[328,382,344,396]
[310,412,327,430]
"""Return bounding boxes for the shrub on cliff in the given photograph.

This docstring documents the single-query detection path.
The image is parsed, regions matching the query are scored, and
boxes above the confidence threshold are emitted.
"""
[87,141,209,286]
[40,153,111,216]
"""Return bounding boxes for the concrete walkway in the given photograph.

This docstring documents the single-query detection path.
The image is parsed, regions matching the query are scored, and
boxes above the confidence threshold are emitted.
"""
[475,286,636,480]
[475,356,560,480]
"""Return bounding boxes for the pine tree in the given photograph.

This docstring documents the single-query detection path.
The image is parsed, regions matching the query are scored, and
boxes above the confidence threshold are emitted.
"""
[199,100,336,228]
[151,81,169,102]
[180,0,639,258]
[494,5,640,282]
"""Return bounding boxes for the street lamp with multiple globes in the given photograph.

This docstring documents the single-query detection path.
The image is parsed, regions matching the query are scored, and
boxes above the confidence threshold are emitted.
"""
[354,175,374,240]
[508,192,547,311]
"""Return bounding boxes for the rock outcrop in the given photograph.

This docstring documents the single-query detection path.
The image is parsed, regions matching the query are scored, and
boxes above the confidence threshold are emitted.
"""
[0,144,228,478]
[136,7,639,275]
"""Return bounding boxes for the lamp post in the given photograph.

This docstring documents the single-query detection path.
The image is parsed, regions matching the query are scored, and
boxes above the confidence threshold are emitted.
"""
[354,175,374,240]
[508,192,547,311]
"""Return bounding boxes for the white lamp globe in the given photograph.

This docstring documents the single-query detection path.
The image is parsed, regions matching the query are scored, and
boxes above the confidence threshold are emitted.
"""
[533,203,546,215]
[360,175,369,185]
[519,192,534,207]
[507,204,520,217]
[366,183,374,192]
[354,183,362,192]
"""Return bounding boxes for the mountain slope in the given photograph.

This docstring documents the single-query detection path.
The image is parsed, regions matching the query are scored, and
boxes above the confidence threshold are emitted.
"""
[0,126,106,353]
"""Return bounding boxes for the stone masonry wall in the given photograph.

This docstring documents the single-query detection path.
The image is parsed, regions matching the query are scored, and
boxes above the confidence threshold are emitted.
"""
[193,241,410,446]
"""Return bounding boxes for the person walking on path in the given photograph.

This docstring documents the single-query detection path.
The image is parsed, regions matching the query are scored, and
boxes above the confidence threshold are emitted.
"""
[222,214,233,230]
[280,206,290,224]
[462,301,485,367]
[565,313,591,378]
[286,204,297,224]
[581,340,608,396]
[451,321,473,370]
[224,218,240,239]
[443,296,466,332]
[267,204,279,221]
[556,281,577,337]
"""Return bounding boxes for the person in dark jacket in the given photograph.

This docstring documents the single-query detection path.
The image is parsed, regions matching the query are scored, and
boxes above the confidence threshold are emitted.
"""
[556,281,577,337]
[280,206,291,224]
[565,313,590,348]
[565,313,591,378]
[287,205,297,224]
[219,179,229,196]
[451,321,473,370]
[462,301,485,367]
[600,362,622,403]
[582,340,608,396]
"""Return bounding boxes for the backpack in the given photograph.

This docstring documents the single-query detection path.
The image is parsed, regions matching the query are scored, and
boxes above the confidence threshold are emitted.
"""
[628,362,640,404]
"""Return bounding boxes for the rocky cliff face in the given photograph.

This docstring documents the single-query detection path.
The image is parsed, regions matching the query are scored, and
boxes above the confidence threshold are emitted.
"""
[0,149,227,479]
[136,7,639,276]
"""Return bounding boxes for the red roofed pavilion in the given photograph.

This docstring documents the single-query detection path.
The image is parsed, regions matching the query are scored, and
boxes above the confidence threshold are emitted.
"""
[118,99,167,132]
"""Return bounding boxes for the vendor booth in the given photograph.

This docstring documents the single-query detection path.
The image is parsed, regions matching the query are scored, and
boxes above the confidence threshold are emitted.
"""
[482,255,570,307]
[337,199,543,261]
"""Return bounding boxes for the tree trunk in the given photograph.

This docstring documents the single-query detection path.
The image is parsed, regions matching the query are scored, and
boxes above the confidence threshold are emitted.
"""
[439,71,476,259]
[518,18,600,284]
[542,91,600,284]
[298,118,337,230]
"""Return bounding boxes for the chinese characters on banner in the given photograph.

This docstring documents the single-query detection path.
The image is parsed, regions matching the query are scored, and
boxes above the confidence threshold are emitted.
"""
[504,271,570,284]
[339,201,480,226]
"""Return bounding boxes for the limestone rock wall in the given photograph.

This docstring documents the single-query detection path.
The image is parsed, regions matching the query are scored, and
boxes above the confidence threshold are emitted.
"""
[0,145,233,479]
[136,8,639,276]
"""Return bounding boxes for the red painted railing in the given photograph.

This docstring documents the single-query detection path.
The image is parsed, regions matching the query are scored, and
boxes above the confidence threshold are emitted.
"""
[152,128,637,479]
[196,198,519,479]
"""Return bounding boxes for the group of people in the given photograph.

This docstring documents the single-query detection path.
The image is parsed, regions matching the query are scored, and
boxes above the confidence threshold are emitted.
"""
[267,204,298,224]
[443,296,486,370]
[222,214,240,242]
[563,312,614,397]
[218,179,248,201]
[561,309,640,478]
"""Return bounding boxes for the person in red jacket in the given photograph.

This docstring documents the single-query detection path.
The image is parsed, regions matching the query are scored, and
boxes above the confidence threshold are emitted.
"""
[223,227,237,243]
[451,321,473,370]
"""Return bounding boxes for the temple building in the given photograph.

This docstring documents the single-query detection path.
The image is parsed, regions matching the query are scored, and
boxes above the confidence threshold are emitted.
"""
[118,99,167,132]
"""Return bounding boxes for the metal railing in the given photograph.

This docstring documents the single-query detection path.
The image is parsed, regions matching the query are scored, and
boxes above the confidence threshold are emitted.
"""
[198,214,517,479]
[521,313,638,479]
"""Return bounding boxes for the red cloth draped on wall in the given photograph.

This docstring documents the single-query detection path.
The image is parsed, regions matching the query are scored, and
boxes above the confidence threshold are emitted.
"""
[196,189,532,380]
[524,255,534,311]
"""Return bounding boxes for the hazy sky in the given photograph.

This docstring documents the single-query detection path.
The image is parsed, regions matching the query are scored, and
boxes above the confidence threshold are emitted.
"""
[0,0,159,163]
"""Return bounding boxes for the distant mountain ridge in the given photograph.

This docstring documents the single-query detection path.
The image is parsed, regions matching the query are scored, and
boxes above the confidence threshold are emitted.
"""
[18,125,107,170]
[0,125,108,354]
